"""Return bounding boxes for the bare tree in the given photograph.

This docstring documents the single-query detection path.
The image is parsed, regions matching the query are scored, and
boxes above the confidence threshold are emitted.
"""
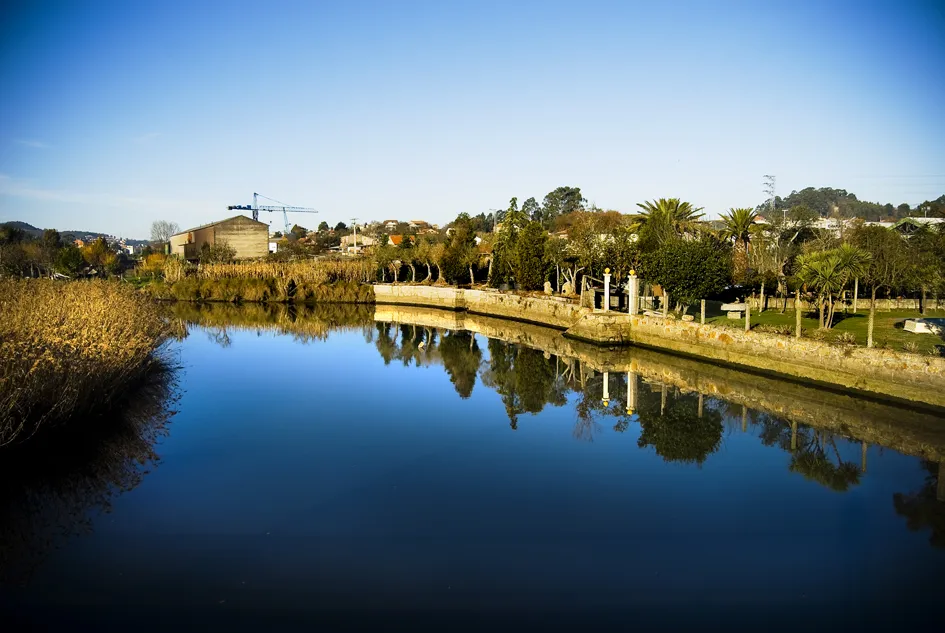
[150,220,180,244]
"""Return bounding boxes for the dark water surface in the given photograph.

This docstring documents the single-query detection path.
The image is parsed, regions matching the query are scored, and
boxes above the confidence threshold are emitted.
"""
[3,303,944,630]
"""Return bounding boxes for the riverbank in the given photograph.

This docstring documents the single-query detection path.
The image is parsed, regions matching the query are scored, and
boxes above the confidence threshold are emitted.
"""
[0,279,173,447]
[373,284,945,408]
[143,278,374,303]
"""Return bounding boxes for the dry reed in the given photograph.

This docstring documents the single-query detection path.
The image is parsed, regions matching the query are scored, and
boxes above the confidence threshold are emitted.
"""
[0,279,172,446]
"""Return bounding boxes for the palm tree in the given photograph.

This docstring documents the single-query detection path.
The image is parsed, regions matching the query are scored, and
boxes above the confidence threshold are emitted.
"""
[796,245,870,329]
[635,198,704,246]
[720,207,758,283]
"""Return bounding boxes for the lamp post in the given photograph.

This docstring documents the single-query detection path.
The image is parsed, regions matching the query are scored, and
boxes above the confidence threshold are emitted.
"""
[603,268,611,312]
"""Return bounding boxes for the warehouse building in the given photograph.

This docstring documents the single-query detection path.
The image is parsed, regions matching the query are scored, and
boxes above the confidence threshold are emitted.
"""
[169,215,268,260]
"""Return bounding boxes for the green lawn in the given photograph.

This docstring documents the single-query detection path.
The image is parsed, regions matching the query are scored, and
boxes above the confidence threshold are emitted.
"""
[706,308,944,354]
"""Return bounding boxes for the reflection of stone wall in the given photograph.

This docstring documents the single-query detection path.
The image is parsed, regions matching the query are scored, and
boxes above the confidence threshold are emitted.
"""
[376,305,945,462]
[373,285,945,407]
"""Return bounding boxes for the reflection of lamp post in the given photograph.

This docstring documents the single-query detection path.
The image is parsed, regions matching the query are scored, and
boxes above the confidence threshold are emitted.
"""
[602,371,610,407]
[626,370,637,415]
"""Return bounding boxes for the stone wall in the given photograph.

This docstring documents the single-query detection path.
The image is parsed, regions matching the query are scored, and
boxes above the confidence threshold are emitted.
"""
[373,284,587,328]
[566,312,945,407]
[746,296,945,312]
[371,284,945,407]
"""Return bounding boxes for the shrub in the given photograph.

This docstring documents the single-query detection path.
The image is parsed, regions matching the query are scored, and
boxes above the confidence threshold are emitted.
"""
[835,332,857,345]
[756,324,792,336]
[902,341,919,354]
[0,279,172,446]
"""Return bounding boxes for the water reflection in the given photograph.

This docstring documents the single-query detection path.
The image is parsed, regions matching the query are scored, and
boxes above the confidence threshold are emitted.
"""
[173,302,945,542]
[0,364,179,585]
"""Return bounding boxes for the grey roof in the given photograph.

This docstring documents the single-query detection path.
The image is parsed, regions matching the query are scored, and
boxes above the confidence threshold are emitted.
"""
[170,214,266,237]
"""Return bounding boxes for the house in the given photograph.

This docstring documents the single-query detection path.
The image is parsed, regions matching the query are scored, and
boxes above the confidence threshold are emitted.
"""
[340,234,376,253]
[892,217,945,236]
[169,215,268,260]
[383,219,399,231]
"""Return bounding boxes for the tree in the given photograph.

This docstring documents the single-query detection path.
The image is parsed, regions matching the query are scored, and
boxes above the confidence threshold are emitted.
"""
[290,224,308,240]
[635,198,704,250]
[521,197,541,222]
[540,186,586,229]
[636,391,723,465]
[640,237,732,312]
[513,221,548,290]
[317,221,330,232]
[150,220,180,244]
[81,238,118,275]
[853,225,910,347]
[438,332,482,398]
[54,245,85,276]
[795,244,870,329]
[200,240,237,264]
[720,207,758,283]
[440,213,478,285]
[334,222,347,232]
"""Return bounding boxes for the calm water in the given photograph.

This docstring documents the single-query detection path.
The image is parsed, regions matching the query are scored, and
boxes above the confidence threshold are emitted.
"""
[2,303,944,630]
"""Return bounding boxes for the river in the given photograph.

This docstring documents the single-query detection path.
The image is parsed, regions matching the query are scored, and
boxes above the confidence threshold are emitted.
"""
[2,303,943,630]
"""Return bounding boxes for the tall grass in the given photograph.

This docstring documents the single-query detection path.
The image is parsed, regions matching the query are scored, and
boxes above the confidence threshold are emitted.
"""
[198,259,376,284]
[0,279,172,446]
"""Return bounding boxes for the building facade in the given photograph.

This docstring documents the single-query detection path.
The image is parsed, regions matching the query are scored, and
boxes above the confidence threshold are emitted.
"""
[169,215,268,260]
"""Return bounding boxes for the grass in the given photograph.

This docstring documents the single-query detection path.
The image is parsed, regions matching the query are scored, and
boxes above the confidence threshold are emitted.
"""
[144,278,374,303]
[0,279,173,447]
[706,308,943,353]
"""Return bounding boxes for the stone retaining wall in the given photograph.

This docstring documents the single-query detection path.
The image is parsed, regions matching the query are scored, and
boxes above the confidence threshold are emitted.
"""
[373,284,587,329]
[568,312,945,407]
[371,284,945,407]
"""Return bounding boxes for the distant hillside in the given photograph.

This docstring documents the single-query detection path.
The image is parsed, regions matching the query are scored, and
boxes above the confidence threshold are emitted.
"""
[1,220,147,245]
[755,188,945,222]
[0,221,42,237]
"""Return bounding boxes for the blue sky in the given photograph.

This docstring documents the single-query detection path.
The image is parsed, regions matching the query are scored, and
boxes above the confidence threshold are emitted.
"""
[1,0,943,238]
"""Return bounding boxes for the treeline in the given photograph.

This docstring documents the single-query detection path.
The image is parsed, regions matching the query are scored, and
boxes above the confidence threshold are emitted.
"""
[0,225,136,277]
[757,188,945,222]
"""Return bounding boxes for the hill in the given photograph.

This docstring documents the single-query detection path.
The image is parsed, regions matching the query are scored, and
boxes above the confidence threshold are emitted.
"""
[1,221,148,245]
[755,189,945,222]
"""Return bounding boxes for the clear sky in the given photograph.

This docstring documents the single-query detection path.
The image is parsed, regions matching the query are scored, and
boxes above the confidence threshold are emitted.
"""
[2,0,944,238]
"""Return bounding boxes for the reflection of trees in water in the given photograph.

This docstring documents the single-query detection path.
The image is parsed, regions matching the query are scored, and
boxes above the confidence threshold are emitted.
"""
[754,415,862,492]
[894,461,945,548]
[481,340,568,430]
[0,364,179,585]
[438,332,481,398]
[169,301,375,346]
[634,387,723,465]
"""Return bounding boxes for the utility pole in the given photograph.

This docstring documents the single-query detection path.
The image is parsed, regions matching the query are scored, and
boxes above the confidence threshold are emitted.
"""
[763,175,778,222]
[350,217,359,251]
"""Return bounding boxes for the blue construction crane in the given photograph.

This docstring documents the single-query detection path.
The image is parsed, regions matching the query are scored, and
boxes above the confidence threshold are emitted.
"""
[228,192,318,234]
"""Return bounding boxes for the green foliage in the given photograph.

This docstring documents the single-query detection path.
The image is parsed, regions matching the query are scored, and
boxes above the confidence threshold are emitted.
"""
[317,221,330,232]
[640,237,732,309]
[54,245,85,275]
[513,221,548,290]
[440,213,477,284]
[540,186,586,229]
[635,198,705,250]
[199,240,237,264]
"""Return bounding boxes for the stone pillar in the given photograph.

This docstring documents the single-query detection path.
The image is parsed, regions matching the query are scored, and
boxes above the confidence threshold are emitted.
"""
[660,383,667,415]
[745,302,751,332]
[662,291,669,318]
[791,421,798,451]
[698,393,703,418]
[741,405,747,432]
[626,370,638,415]
[603,268,611,312]
[627,272,639,315]
[853,278,859,313]
[861,441,868,473]
[602,371,610,407]
[700,299,705,325]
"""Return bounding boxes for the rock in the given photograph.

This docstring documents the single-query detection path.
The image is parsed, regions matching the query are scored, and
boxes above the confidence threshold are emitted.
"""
[561,281,573,296]
[682,314,694,322]
[727,311,743,319]
[543,281,553,295]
